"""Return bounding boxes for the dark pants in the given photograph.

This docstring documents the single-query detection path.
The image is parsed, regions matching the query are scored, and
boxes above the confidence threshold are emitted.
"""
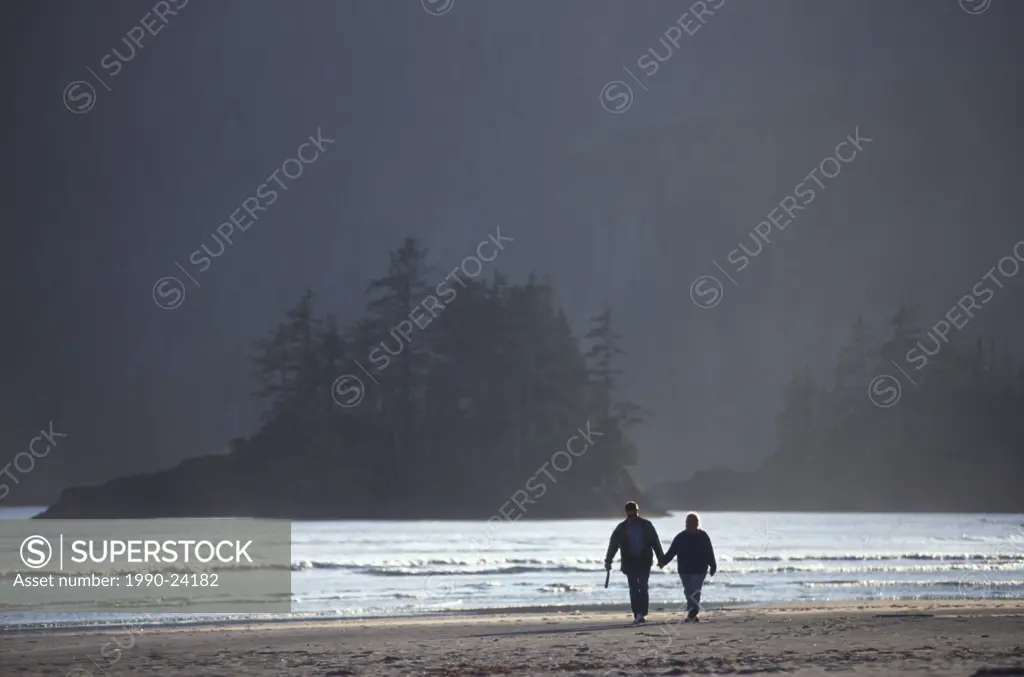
[680,573,706,613]
[624,567,651,617]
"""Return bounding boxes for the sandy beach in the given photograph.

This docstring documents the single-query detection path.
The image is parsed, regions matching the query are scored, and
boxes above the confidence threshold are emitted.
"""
[3,600,1023,676]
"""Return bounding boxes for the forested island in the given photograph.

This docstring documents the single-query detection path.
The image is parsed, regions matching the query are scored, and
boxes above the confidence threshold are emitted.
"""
[36,239,1024,519]
[649,309,1024,513]
[39,239,660,519]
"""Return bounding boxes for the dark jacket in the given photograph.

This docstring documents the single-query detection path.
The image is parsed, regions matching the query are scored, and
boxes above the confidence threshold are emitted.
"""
[662,529,717,575]
[605,517,665,571]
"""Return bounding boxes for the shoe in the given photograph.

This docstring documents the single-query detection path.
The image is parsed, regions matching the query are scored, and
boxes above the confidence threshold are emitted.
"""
[687,609,698,620]
[637,615,646,623]
[692,616,701,622]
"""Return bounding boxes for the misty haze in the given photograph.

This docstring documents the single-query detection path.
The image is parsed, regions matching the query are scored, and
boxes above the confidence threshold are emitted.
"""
[2,1,1022,675]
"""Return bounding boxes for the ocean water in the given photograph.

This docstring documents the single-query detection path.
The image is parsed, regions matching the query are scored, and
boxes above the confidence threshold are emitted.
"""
[2,508,1022,629]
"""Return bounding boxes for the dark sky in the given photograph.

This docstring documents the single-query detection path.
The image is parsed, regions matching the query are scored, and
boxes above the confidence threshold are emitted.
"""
[2,0,1022,497]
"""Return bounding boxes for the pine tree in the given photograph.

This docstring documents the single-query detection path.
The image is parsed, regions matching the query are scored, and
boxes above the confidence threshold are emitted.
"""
[318,313,349,419]
[251,321,291,422]
[584,304,644,468]
[242,237,663,517]
[831,315,875,426]
[360,238,435,482]
[584,304,624,419]
[774,367,823,464]
[421,274,494,481]
[281,289,322,422]
[877,304,923,373]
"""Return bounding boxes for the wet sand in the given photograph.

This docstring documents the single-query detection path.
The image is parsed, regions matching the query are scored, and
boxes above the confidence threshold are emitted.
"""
[3,600,1023,676]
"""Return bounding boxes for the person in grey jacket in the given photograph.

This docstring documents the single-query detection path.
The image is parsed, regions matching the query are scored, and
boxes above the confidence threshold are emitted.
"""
[604,501,665,624]
[659,512,716,622]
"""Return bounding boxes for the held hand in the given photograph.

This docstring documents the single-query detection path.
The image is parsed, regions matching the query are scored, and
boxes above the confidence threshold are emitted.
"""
[604,561,612,571]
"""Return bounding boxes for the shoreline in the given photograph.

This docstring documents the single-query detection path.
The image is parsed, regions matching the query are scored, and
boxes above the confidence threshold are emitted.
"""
[1,601,749,635]
[2,597,1017,635]
[2,601,1023,676]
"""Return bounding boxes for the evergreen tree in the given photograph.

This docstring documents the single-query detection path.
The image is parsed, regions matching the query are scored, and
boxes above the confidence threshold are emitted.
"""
[584,304,644,468]
[757,304,1024,511]
[585,304,623,417]
[360,238,435,482]
[251,322,291,422]
[238,238,663,517]
[318,313,351,419]
[830,315,875,426]
[774,367,824,464]
[876,304,924,377]
[281,289,322,422]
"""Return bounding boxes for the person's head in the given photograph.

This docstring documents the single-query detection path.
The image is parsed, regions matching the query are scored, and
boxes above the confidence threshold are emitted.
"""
[624,501,639,520]
[685,512,700,531]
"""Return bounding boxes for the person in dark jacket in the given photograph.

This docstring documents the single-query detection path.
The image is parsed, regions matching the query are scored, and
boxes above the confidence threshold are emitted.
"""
[604,501,665,624]
[659,512,716,622]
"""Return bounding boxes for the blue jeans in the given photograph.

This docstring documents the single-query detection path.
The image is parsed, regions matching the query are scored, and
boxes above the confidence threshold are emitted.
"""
[680,573,706,613]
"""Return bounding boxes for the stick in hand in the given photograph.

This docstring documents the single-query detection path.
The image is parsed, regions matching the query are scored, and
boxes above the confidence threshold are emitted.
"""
[604,569,610,588]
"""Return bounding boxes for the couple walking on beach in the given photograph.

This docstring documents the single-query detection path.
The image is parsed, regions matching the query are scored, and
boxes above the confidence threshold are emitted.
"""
[604,501,717,625]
